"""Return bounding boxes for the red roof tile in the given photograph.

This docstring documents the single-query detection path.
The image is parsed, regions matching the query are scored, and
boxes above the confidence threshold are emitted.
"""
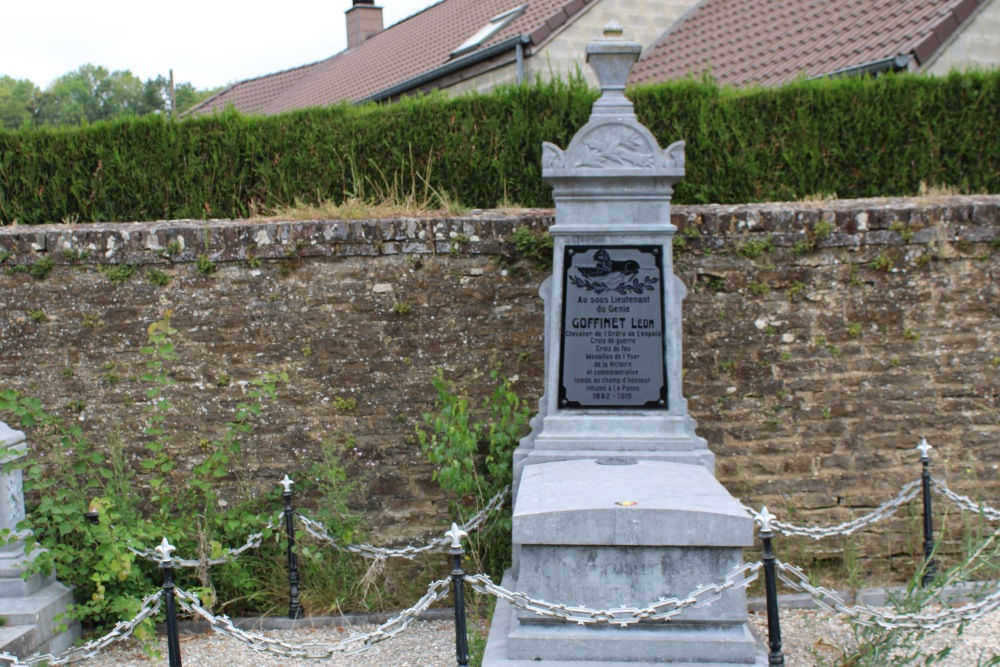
[188,0,593,116]
[630,0,990,88]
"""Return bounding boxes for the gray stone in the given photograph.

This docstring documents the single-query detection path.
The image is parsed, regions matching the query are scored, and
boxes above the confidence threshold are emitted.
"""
[483,24,765,666]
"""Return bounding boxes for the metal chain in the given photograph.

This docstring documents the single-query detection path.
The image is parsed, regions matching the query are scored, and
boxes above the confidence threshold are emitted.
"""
[741,480,922,539]
[172,579,451,658]
[0,592,163,667]
[129,515,279,568]
[933,480,1000,522]
[298,486,510,560]
[776,559,1000,631]
[466,561,762,626]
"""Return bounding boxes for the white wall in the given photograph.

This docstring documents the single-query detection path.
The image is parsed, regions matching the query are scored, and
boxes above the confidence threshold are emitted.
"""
[927,0,1000,74]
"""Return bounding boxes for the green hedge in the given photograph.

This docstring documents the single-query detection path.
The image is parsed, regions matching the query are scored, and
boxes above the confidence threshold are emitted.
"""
[1,71,998,225]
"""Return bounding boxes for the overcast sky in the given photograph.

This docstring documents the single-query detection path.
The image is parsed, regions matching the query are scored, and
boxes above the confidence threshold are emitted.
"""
[2,0,441,90]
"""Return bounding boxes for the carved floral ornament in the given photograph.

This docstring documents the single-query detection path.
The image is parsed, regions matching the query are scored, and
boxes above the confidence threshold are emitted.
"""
[542,121,685,173]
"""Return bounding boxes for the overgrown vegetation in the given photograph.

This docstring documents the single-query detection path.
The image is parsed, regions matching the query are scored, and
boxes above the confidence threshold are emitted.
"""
[2,70,997,225]
[416,368,531,579]
[0,314,367,632]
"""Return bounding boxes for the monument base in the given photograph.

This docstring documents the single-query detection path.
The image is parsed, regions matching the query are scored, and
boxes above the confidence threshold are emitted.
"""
[484,590,767,667]
[483,459,764,666]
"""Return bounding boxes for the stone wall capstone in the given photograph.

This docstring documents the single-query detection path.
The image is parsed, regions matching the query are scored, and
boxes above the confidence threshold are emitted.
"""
[1,196,998,572]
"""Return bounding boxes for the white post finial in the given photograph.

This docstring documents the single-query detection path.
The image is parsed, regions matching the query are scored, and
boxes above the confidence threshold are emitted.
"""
[754,506,777,533]
[446,522,468,549]
[916,438,932,460]
[280,474,294,493]
[154,537,177,563]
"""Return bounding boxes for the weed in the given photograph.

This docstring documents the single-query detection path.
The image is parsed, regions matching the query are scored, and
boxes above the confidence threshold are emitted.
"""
[889,220,914,244]
[266,292,281,302]
[301,345,312,357]
[27,309,47,323]
[847,322,863,338]
[62,248,90,261]
[748,280,770,296]
[763,326,777,336]
[786,281,806,299]
[195,254,217,275]
[992,357,1000,368]
[891,356,901,368]
[81,313,105,329]
[822,406,831,419]
[333,396,357,411]
[417,368,530,578]
[0,249,13,264]
[28,256,54,280]
[868,252,894,271]
[216,372,231,387]
[246,253,261,269]
[162,240,182,257]
[736,234,774,259]
[508,227,553,269]
[99,263,135,285]
[780,351,792,361]
[902,328,920,341]
[392,301,414,315]
[146,267,171,287]
[61,367,74,379]
[719,359,738,372]
[449,233,470,255]
[706,276,726,292]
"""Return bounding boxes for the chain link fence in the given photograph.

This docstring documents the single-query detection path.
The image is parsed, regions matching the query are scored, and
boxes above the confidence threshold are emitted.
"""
[5,454,1000,666]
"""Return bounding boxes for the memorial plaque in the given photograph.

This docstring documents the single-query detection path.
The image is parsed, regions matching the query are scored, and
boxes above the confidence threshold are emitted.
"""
[559,245,667,409]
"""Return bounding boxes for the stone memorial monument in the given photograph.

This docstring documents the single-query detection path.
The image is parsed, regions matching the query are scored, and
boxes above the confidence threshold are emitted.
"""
[0,421,79,657]
[482,26,764,666]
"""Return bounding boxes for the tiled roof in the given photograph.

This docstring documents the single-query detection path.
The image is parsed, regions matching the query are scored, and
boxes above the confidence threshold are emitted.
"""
[188,0,593,116]
[630,0,991,88]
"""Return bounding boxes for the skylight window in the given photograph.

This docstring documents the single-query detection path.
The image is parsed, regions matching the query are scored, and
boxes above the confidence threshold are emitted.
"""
[451,5,526,57]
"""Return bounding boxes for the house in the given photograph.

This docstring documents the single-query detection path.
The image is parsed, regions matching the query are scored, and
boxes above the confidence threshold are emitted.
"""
[186,0,1000,116]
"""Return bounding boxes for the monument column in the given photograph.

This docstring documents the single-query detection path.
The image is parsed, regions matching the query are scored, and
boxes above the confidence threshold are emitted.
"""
[483,25,765,667]
[513,24,712,482]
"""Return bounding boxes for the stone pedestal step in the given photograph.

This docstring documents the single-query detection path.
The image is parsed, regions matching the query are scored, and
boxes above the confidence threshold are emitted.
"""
[1,581,81,658]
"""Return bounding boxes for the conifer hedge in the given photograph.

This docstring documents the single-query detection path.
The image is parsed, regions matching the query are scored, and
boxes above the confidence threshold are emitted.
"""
[1,71,997,225]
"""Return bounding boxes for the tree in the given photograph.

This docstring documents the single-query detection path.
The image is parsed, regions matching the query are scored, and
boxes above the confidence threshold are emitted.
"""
[0,65,220,128]
[0,76,40,130]
[34,64,164,126]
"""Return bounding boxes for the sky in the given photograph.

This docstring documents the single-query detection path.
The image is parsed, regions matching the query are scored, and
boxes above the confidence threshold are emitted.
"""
[2,0,442,91]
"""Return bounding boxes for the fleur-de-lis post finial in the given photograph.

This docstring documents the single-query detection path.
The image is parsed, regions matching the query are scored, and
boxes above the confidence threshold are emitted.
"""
[916,438,932,461]
[446,522,468,549]
[280,474,295,494]
[754,506,777,533]
[154,537,177,563]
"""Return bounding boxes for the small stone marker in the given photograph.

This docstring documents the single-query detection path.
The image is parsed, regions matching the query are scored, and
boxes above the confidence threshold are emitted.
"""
[482,25,764,667]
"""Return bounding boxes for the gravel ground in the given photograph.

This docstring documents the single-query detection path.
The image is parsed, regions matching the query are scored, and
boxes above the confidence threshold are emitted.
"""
[66,605,999,667]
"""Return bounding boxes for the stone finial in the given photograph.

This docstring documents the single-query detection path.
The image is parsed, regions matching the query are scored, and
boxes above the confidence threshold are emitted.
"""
[154,537,177,563]
[445,522,468,549]
[916,438,932,460]
[586,23,642,118]
[280,474,295,494]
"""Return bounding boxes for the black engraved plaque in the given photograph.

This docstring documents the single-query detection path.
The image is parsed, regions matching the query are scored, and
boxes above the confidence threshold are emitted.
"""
[559,245,667,409]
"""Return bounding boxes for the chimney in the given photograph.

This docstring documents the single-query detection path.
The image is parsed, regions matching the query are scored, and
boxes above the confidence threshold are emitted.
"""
[346,0,384,49]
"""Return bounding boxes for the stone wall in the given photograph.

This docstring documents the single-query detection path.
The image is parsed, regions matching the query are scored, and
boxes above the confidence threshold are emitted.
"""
[1,196,998,573]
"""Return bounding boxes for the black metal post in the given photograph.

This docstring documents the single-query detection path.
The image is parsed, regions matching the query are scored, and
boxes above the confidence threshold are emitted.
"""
[281,475,304,619]
[448,525,469,667]
[919,439,936,587]
[157,541,183,667]
[757,512,784,667]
